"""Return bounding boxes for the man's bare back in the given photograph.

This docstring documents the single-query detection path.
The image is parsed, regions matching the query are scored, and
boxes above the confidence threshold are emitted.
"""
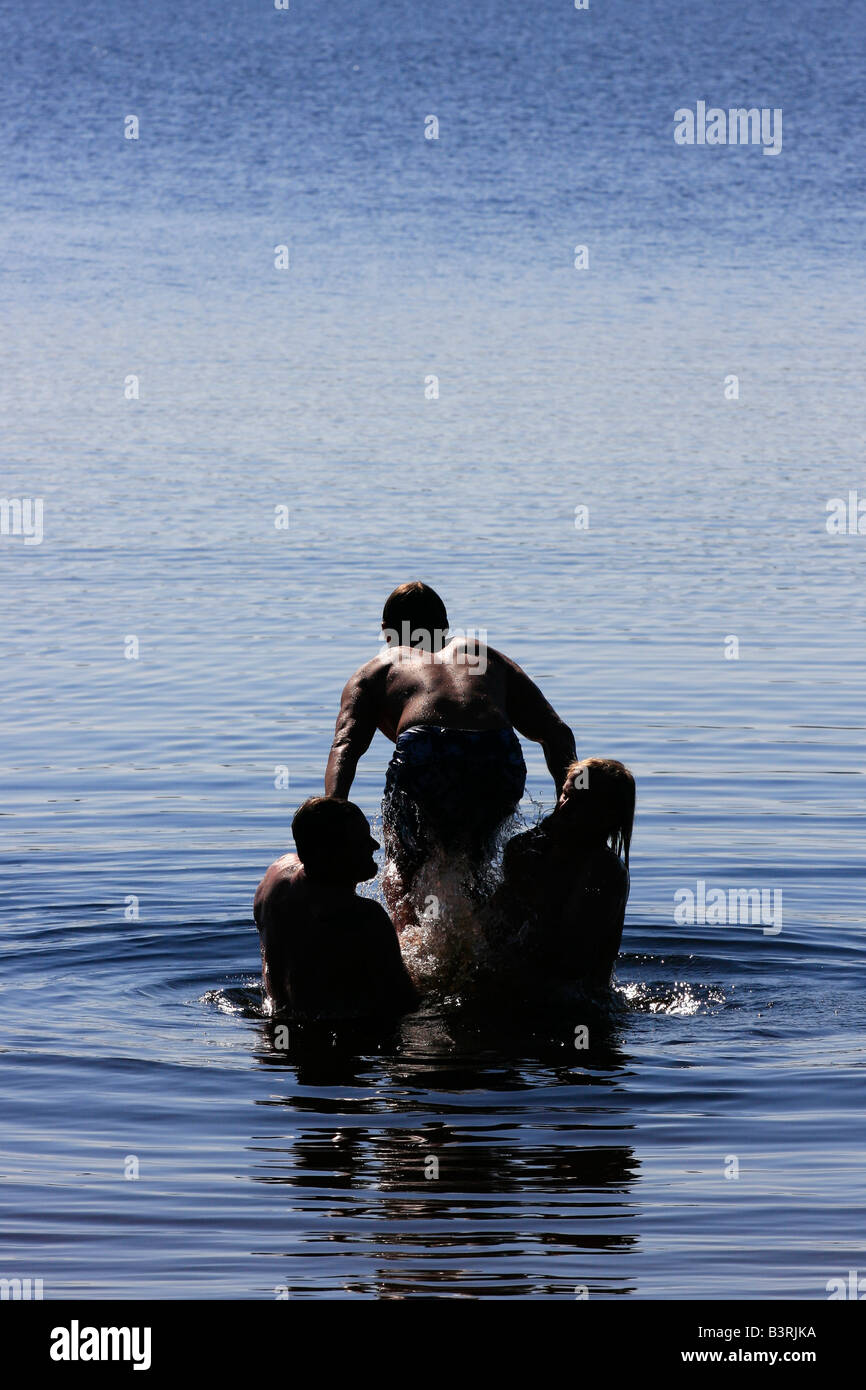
[326,633,575,800]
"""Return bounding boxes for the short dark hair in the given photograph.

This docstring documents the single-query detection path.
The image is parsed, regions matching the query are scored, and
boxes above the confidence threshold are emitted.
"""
[382,581,448,646]
[292,797,364,870]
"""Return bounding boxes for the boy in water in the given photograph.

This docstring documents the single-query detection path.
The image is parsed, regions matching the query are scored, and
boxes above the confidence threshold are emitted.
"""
[254,798,418,1019]
[486,758,635,990]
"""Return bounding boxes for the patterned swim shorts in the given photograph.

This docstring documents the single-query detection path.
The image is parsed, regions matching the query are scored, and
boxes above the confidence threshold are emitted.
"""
[382,724,527,874]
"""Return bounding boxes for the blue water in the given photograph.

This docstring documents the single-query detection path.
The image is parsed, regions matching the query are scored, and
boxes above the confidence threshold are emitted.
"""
[1,0,864,1298]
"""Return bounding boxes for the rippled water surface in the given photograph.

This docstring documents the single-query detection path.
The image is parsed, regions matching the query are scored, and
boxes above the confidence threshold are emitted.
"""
[1,0,864,1298]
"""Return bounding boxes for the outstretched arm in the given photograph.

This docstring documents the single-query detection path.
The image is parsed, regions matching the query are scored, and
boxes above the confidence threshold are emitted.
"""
[501,654,576,796]
[324,666,380,799]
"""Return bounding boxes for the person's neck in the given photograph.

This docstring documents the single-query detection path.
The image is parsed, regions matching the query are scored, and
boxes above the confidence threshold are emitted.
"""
[302,867,357,896]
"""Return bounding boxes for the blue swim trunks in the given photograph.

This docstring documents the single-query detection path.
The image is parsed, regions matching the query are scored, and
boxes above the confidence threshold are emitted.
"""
[383,725,527,873]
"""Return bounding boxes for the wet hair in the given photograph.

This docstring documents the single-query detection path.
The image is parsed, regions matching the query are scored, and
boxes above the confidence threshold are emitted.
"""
[382,581,448,647]
[291,797,366,872]
[565,757,635,868]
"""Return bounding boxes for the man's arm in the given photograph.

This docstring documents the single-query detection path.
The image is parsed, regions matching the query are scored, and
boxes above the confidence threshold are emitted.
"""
[500,652,576,795]
[324,664,381,799]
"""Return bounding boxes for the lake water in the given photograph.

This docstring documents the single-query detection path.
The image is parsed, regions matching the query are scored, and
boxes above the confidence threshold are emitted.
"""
[1,0,864,1299]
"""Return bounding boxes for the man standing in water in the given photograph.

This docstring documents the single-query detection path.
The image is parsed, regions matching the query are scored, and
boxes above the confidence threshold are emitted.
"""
[324,582,576,922]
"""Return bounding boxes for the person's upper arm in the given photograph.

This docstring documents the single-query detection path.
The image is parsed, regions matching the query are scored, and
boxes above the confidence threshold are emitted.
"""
[498,649,570,744]
[330,662,381,755]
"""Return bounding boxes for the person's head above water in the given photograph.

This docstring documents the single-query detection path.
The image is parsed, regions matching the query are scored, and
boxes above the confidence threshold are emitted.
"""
[382,581,449,652]
[556,758,635,867]
[291,797,379,884]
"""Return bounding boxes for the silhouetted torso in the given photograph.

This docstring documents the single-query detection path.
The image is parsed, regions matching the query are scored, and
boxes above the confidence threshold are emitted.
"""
[254,855,417,1019]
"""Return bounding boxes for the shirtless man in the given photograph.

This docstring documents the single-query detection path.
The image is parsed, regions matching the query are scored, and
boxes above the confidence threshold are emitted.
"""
[324,581,576,916]
[254,797,418,1019]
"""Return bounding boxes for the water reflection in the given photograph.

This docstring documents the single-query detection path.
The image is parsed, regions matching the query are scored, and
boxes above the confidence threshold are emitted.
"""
[247,1005,640,1296]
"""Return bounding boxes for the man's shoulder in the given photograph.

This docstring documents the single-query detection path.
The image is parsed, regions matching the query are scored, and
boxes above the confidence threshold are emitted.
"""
[354,893,393,922]
[255,854,303,917]
[267,852,303,885]
[478,644,526,683]
[344,653,390,691]
[352,895,398,936]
